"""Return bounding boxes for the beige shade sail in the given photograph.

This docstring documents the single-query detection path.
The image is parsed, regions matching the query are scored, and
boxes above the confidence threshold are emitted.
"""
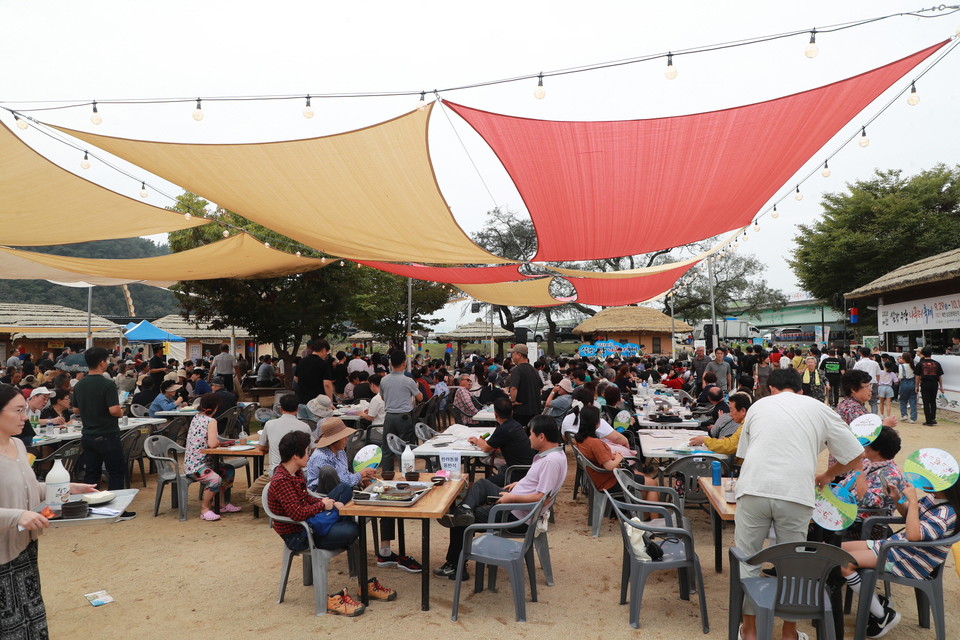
[0,232,326,283]
[56,106,507,264]
[0,123,209,246]
[0,248,172,287]
[456,278,560,307]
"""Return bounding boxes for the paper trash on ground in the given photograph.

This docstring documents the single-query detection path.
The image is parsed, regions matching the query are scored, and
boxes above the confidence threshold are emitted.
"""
[84,590,115,606]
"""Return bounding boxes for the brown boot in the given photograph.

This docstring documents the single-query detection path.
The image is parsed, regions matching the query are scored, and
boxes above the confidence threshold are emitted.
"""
[327,588,365,616]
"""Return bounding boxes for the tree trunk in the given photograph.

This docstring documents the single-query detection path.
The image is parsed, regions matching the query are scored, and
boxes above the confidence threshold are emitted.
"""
[276,347,295,390]
[545,310,558,357]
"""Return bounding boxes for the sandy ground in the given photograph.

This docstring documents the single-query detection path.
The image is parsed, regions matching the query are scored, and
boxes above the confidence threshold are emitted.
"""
[39,415,958,640]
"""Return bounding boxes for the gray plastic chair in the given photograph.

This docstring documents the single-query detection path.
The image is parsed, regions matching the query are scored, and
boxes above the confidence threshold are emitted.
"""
[485,469,556,588]
[729,542,853,640]
[613,468,688,530]
[31,440,84,481]
[413,422,440,472]
[571,444,642,537]
[850,514,960,640]
[120,426,150,488]
[385,433,407,459]
[451,493,549,623]
[129,403,149,418]
[261,483,355,616]
[606,491,709,632]
[143,435,197,521]
[255,407,279,423]
[660,453,730,511]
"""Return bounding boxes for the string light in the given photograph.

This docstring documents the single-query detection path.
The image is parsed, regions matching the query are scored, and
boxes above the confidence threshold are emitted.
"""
[907,82,920,106]
[664,53,678,80]
[858,126,870,147]
[302,95,314,119]
[90,101,102,125]
[295,251,301,257]
[80,151,91,170]
[264,241,270,248]
[742,233,749,242]
[192,98,204,121]
[795,185,804,201]
[771,205,779,219]
[753,221,760,233]
[320,258,327,265]
[533,73,546,99]
[821,161,831,178]
[139,182,148,198]
[339,260,345,267]
[417,91,427,111]
[183,212,192,220]
[804,30,819,58]
[14,114,27,130]
[357,262,362,268]
[222,229,230,237]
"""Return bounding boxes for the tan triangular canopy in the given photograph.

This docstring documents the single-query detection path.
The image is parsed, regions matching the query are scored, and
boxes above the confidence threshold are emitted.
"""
[0,123,209,246]
[56,106,507,264]
[0,232,326,284]
[456,278,560,307]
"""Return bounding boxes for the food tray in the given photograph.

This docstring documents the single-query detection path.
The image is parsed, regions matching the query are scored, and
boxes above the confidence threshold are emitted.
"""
[352,480,433,507]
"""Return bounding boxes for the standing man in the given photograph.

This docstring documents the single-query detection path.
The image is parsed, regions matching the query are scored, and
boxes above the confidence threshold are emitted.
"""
[73,347,136,520]
[819,348,846,407]
[210,344,239,393]
[705,347,732,395]
[444,342,453,366]
[506,344,541,427]
[379,350,422,471]
[852,347,881,414]
[295,339,333,404]
[733,368,862,640]
[691,345,710,394]
[147,344,168,392]
[915,346,945,426]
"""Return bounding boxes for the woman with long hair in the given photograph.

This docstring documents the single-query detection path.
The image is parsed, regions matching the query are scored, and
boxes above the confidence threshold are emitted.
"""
[573,405,657,500]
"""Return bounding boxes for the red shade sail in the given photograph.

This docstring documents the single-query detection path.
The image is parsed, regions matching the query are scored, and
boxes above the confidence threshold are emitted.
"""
[357,261,527,284]
[569,262,698,307]
[446,41,947,262]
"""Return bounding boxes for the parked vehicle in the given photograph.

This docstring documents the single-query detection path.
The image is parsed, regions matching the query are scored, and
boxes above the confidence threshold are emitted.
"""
[692,319,761,341]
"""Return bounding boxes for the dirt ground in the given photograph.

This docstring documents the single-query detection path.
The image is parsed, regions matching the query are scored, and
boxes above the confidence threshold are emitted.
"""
[39,416,958,640]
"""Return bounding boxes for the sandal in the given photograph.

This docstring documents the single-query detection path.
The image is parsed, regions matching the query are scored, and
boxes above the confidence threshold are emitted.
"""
[221,503,241,513]
[200,510,221,521]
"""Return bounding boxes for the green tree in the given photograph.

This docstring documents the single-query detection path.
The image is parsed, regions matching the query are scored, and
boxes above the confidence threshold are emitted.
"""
[788,165,960,328]
[347,268,450,350]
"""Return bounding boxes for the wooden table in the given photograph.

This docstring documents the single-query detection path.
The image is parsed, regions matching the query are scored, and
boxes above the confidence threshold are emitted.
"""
[201,446,265,517]
[697,477,737,573]
[340,473,465,611]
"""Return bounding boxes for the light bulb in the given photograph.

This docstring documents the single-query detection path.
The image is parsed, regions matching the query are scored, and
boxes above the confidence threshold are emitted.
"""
[804,31,819,58]
[664,53,678,80]
[183,212,192,220]
[795,186,804,201]
[80,151,91,170]
[192,98,204,121]
[357,262,362,268]
[339,260,345,267]
[417,91,427,111]
[90,101,102,125]
[753,222,760,233]
[858,127,870,148]
[771,206,779,219]
[303,95,314,119]
[14,115,27,130]
[907,83,919,106]
[821,161,831,178]
[733,241,739,248]
[742,233,749,242]
[295,251,301,257]
[264,242,270,248]
[222,229,230,238]
[320,257,327,264]
[139,182,148,198]
[533,74,546,99]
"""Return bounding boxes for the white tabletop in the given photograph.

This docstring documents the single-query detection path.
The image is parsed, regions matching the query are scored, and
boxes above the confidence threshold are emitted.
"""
[634,417,701,429]
[472,410,497,423]
[637,428,713,459]
[154,409,199,417]
[31,417,164,446]
[412,424,492,458]
[48,489,139,527]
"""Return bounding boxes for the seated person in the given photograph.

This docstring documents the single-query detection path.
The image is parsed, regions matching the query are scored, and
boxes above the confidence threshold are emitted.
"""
[358,374,385,426]
[688,391,751,462]
[433,415,568,580]
[601,384,636,431]
[210,376,237,423]
[40,388,74,426]
[343,370,361,401]
[696,371,719,404]
[306,418,421,574]
[543,376,574,424]
[256,356,281,387]
[189,369,212,398]
[839,480,959,638]
[836,425,908,540]
[131,377,158,409]
[466,397,535,486]
[300,393,334,435]
[148,380,185,417]
[412,368,433,401]
[701,387,729,428]
[267,430,370,616]
[561,387,633,456]
[478,371,507,405]
[351,371,375,402]
[246,393,312,507]
[736,374,755,400]
[662,368,685,390]
[451,374,481,425]
[573,406,659,502]
[183,393,240,520]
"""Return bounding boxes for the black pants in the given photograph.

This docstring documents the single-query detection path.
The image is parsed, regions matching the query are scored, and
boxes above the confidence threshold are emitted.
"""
[920,380,939,424]
[382,412,415,471]
[445,478,523,564]
[81,432,127,489]
[220,373,234,393]
[826,377,841,406]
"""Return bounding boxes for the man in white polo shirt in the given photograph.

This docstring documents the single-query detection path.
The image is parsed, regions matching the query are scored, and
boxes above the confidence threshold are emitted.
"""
[246,392,312,507]
[734,368,863,640]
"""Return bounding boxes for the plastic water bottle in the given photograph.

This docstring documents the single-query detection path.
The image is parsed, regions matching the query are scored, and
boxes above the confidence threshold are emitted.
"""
[401,445,415,474]
[711,460,722,486]
[45,456,71,514]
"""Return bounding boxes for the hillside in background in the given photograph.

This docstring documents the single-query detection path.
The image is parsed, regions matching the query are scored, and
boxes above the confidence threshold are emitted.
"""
[0,238,180,318]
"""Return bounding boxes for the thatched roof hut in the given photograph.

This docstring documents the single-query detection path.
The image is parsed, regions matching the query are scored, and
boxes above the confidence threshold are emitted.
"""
[438,319,515,361]
[846,247,960,298]
[573,306,691,356]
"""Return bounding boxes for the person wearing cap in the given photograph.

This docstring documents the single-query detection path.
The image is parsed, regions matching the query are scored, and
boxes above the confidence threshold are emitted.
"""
[26,386,64,428]
[209,376,237,423]
[543,376,574,423]
[506,344,542,427]
[190,369,212,398]
[247,393,312,508]
[148,380,186,417]
[306,417,422,574]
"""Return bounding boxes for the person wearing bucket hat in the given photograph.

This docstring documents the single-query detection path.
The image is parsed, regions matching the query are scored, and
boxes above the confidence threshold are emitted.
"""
[304,393,335,420]
[148,380,185,417]
[307,417,423,575]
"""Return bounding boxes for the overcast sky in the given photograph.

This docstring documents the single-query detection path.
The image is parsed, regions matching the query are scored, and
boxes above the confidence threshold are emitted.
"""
[3,1,958,331]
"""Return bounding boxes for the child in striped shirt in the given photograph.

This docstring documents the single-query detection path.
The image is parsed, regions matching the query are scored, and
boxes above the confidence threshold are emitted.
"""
[840,480,959,638]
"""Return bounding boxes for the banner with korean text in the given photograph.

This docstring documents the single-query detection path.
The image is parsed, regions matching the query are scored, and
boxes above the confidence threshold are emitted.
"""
[878,293,960,332]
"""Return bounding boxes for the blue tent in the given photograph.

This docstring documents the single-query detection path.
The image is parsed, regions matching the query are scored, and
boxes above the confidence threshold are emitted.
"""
[124,320,185,343]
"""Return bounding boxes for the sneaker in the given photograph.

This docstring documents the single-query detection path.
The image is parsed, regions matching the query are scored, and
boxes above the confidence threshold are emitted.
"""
[396,554,423,573]
[327,588,365,616]
[866,605,901,638]
[220,503,242,513]
[376,551,399,567]
[922,422,934,426]
[433,561,469,581]
[900,415,908,421]
[438,505,475,529]
[118,511,137,521]
[361,577,397,601]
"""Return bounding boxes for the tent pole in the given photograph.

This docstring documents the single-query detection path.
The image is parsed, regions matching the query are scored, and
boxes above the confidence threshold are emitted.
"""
[489,307,494,360]
[669,293,676,360]
[406,277,413,372]
[85,285,93,350]
[708,256,718,351]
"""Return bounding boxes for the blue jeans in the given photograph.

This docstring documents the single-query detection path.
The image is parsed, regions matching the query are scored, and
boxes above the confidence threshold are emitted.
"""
[898,377,917,421]
[281,482,359,552]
